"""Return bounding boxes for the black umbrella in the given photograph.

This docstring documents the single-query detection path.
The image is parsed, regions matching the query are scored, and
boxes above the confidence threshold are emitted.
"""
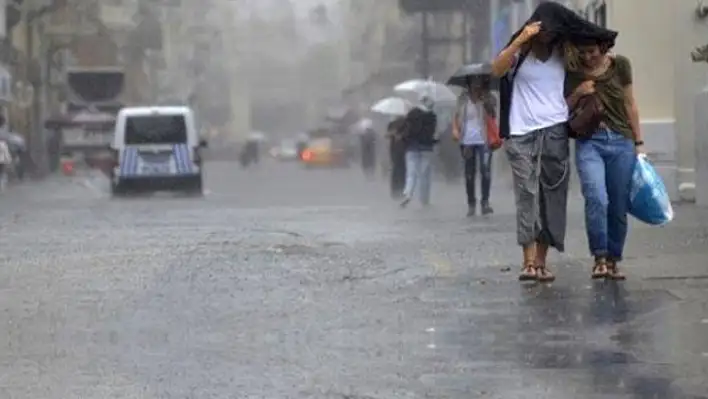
[447,63,497,89]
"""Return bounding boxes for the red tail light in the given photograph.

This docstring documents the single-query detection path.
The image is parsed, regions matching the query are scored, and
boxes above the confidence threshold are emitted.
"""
[301,149,313,161]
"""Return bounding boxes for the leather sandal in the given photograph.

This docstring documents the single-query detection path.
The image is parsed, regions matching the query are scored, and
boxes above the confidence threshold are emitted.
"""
[606,260,626,280]
[518,264,537,281]
[535,264,556,282]
[592,258,609,279]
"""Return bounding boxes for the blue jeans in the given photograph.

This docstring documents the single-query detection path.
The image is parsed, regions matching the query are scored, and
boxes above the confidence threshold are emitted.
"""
[575,129,636,261]
[403,150,433,204]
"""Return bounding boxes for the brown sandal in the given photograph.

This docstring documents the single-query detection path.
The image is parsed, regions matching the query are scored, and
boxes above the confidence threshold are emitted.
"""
[518,264,537,281]
[606,260,626,280]
[592,258,609,279]
[535,264,556,282]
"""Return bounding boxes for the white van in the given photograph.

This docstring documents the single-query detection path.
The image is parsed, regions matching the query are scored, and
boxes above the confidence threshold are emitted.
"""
[110,106,207,195]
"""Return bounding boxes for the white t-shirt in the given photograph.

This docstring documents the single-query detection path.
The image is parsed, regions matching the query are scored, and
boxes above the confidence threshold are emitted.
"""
[0,141,11,165]
[509,51,568,136]
[461,99,484,145]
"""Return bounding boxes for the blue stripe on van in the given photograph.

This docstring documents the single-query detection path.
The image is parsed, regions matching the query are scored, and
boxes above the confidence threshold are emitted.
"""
[172,144,182,174]
[119,147,138,177]
[130,147,138,176]
[119,146,195,177]
[173,144,193,175]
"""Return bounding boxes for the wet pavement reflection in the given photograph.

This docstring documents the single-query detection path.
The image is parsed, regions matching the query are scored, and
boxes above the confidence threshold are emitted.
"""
[1,162,707,397]
[431,264,708,398]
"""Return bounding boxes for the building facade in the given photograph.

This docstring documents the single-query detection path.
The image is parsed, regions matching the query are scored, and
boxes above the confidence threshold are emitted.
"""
[340,0,419,110]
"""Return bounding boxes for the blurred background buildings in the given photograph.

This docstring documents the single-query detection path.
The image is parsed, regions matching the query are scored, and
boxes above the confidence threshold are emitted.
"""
[0,0,705,201]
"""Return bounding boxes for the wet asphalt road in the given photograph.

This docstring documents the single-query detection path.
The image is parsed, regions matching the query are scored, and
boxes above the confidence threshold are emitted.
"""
[1,160,707,398]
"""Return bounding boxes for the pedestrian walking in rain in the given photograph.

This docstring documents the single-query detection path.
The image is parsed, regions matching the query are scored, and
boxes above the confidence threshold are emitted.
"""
[492,1,616,282]
[452,76,496,217]
[240,132,264,168]
[387,116,407,198]
[0,139,11,191]
[400,95,438,208]
[565,36,642,280]
[358,119,377,177]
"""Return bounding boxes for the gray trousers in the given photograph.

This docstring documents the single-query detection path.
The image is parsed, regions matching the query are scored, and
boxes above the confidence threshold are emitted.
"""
[505,123,570,251]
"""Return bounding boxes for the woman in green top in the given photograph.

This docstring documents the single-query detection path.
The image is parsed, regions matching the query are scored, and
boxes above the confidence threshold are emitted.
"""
[565,38,645,280]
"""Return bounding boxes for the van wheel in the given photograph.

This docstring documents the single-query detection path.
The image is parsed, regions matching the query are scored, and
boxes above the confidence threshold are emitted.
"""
[110,181,126,197]
[185,176,203,196]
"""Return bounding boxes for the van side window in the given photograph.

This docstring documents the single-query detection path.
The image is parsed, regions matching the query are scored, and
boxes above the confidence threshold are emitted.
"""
[125,115,188,145]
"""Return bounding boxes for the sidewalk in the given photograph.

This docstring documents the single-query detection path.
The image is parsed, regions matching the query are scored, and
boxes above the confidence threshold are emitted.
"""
[408,197,708,397]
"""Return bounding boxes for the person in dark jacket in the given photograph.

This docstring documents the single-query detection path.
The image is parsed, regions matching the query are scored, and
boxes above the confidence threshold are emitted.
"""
[239,139,259,168]
[387,116,407,198]
[359,119,377,177]
[400,95,438,208]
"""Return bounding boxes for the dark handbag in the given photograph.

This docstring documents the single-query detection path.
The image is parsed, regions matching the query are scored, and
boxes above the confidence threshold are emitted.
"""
[568,93,604,139]
[498,50,530,139]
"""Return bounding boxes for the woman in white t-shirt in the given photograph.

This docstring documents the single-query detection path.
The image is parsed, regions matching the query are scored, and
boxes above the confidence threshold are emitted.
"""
[491,16,570,282]
[452,77,497,217]
[492,1,618,282]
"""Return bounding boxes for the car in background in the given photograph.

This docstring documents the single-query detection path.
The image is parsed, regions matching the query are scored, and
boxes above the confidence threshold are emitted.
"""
[269,139,299,161]
[300,137,351,168]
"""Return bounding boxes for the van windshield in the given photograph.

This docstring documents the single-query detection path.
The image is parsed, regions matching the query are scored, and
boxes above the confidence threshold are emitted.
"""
[124,114,188,145]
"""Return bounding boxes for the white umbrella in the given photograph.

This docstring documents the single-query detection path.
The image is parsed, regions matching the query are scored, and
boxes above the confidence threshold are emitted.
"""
[394,78,458,103]
[248,131,267,141]
[370,96,412,116]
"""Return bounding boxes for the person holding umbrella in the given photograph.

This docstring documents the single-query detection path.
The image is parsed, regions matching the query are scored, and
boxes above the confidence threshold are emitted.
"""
[449,64,497,217]
[399,95,438,208]
[370,96,412,198]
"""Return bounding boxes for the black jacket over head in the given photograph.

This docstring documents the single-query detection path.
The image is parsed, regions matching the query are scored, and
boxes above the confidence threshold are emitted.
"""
[497,1,618,139]
[403,107,437,151]
[510,1,617,47]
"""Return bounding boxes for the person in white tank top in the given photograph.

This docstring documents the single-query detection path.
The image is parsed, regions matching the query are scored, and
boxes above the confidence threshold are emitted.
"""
[491,16,571,283]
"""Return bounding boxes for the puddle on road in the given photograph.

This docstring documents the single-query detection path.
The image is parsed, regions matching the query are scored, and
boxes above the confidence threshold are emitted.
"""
[420,277,706,398]
[266,243,320,255]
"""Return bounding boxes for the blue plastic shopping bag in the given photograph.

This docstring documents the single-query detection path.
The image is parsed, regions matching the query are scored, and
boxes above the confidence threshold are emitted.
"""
[628,154,674,225]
